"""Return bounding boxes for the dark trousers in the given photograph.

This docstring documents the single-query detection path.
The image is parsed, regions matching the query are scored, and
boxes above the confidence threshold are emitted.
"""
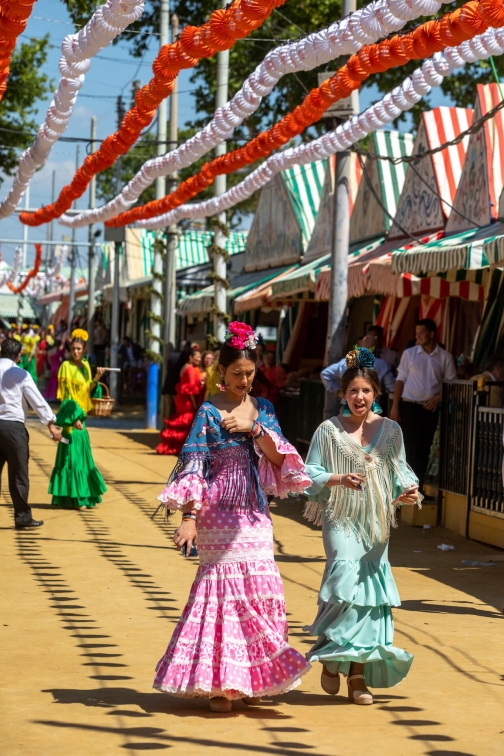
[0,420,31,522]
[400,401,439,492]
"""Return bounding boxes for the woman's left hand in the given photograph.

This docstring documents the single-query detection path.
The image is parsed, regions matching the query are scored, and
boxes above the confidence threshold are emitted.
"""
[220,416,254,434]
[398,485,419,504]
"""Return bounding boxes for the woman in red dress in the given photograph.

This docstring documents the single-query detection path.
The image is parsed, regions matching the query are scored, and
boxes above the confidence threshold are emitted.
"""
[156,349,203,455]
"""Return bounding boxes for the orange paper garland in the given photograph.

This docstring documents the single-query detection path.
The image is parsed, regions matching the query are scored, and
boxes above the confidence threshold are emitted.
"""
[104,0,503,228]
[0,0,38,101]
[20,0,286,228]
[7,243,43,293]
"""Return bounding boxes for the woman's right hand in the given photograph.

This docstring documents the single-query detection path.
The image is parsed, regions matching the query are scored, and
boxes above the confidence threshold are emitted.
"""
[173,519,198,554]
[340,473,366,491]
[74,420,83,430]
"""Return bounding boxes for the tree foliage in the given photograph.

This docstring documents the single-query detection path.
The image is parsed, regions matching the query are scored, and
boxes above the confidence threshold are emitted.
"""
[0,36,53,184]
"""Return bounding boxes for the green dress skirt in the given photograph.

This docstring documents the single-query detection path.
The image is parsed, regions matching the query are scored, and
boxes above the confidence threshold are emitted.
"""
[48,399,107,509]
[304,430,414,688]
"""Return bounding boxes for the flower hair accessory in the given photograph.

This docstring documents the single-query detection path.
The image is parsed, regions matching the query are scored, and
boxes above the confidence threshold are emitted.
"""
[345,345,375,370]
[224,321,258,351]
[71,328,89,342]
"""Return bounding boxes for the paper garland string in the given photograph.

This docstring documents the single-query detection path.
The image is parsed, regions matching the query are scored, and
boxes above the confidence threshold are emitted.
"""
[57,0,445,228]
[131,26,504,231]
[19,0,286,227]
[101,0,504,228]
[0,0,145,221]
[0,0,38,103]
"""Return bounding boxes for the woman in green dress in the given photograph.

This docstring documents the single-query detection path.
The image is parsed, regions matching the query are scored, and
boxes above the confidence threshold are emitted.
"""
[303,346,421,705]
[48,329,107,510]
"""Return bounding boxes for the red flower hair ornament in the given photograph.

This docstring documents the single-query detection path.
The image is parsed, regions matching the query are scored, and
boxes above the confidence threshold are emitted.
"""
[224,321,259,350]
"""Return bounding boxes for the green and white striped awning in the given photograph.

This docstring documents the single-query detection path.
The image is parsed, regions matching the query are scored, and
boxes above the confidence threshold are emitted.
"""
[177,267,292,317]
[391,222,504,274]
[137,229,248,277]
[268,254,330,300]
[281,161,326,250]
[374,131,413,232]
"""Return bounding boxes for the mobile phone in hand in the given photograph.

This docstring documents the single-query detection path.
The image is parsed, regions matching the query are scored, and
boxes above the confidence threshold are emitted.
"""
[181,542,199,558]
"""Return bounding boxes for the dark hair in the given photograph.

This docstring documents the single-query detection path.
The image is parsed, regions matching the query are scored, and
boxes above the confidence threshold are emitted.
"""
[218,342,258,370]
[0,337,23,360]
[485,354,504,372]
[340,366,380,397]
[70,337,87,348]
[368,325,383,337]
[417,318,437,336]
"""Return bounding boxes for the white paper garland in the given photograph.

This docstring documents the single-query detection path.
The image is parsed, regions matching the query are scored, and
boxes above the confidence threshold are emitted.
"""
[0,0,145,221]
[0,247,22,288]
[132,28,504,230]
[60,0,446,228]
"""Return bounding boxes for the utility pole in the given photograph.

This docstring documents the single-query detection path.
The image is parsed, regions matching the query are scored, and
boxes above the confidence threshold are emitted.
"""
[109,102,125,402]
[45,170,55,273]
[87,116,97,361]
[146,0,169,429]
[323,0,359,419]
[211,0,229,344]
[163,12,179,399]
[68,145,80,331]
[21,184,29,270]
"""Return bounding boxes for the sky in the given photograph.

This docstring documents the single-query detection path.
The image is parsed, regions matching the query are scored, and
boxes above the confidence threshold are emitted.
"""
[0,0,456,269]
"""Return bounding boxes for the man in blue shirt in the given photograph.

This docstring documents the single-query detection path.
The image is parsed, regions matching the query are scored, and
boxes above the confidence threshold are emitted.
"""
[321,335,396,396]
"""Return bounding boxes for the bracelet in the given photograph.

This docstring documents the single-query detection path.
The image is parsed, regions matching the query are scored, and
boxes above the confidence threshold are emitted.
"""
[250,421,265,439]
[182,513,197,521]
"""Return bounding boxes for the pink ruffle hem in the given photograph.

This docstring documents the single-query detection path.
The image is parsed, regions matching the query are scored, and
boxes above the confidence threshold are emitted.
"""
[153,559,311,699]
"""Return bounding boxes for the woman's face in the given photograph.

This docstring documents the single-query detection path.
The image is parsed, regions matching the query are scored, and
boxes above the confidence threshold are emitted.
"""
[256,344,264,360]
[190,351,202,367]
[344,376,376,418]
[220,358,256,398]
[264,352,275,369]
[203,352,213,368]
[70,341,85,362]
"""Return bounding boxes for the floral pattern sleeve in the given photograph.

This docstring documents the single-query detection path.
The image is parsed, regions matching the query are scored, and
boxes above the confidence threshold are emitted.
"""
[157,405,212,511]
[254,399,311,498]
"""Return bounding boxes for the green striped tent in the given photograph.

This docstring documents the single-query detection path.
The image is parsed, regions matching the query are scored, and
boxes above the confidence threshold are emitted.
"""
[243,160,326,272]
[350,131,414,244]
[133,228,248,279]
[391,222,504,275]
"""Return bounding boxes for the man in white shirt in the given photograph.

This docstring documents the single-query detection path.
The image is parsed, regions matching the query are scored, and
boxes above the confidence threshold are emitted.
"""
[390,319,456,494]
[0,338,61,529]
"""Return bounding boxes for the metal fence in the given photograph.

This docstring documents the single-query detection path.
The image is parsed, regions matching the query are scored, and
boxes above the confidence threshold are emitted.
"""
[439,380,476,496]
[471,407,504,518]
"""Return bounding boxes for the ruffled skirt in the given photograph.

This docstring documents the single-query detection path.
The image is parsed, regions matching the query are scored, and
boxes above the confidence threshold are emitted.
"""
[304,530,413,688]
[48,422,107,509]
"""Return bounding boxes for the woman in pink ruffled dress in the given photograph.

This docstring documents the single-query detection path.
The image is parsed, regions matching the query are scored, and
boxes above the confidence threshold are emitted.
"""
[154,322,312,712]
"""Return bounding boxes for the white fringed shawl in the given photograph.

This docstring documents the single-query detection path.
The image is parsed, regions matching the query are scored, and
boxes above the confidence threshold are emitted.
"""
[304,418,420,545]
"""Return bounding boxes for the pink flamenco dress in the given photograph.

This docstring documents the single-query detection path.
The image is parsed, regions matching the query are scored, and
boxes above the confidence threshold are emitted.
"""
[156,364,203,455]
[153,398,313,701]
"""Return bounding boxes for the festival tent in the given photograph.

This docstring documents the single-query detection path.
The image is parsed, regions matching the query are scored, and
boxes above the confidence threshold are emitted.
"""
[243,160,326,272]
[302,154,362,265]
[349,131,413,244]
[445,84,504,234]
[388,107,472,240]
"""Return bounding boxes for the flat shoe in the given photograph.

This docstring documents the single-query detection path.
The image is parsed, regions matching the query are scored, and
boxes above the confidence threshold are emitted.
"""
[348,674,373,705]
[320,671,340,696]
[209,698,232,713]
[242,697,261,706]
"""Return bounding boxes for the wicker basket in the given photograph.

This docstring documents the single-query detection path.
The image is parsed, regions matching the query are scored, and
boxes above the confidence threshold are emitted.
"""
[90,381,114,417]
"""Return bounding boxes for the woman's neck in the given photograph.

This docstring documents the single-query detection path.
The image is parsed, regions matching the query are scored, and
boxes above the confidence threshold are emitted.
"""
[223,390,247,407]
[71,359,83,368]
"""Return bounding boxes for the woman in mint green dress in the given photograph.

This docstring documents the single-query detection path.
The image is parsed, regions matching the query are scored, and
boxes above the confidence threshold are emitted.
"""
[48,330,107,510]
[304,346,421,705]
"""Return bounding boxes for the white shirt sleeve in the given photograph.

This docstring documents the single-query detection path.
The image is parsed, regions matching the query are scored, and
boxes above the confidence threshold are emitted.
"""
[444,352,457,382]
[396,350,410,384]
[22,373,56,425]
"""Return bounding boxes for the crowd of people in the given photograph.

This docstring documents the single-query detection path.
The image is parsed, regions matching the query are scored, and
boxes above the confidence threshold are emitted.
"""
[2,314,503,714]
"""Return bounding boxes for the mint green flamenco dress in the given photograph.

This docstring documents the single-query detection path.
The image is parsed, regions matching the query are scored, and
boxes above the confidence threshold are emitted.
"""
[303,417,420,689]
[48,360,107,509]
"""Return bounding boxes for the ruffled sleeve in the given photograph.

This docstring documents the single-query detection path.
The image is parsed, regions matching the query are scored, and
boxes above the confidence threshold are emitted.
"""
[389,422,422,506]
[254,399,311,498]
[157,404,212,510]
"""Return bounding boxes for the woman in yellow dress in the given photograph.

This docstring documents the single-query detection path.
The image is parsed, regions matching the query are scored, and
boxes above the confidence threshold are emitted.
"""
[48,329,107,510]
